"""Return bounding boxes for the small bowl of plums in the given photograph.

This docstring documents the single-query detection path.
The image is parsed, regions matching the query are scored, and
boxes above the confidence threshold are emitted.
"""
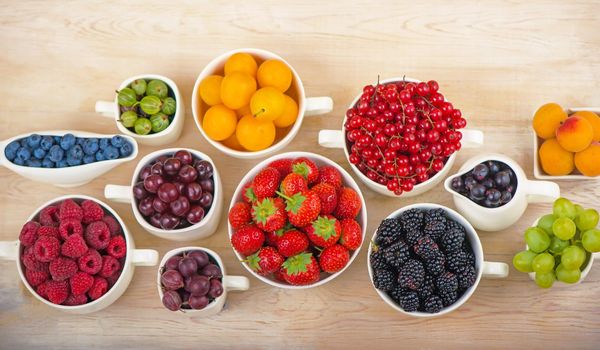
[104,148,222,241]
[444,153,560,232]
[157,247,249,316]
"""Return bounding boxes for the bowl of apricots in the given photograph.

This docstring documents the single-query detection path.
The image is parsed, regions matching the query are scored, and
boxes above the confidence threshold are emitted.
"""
[533,103,600,179]
[192,48,333,159]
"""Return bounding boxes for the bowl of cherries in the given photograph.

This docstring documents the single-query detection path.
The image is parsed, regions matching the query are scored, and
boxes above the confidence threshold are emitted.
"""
[319,77,483,197]
[104,148,222,241]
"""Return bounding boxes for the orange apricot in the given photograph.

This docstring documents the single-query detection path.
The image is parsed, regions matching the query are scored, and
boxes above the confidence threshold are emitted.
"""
[572,111,600,142]
[574,142,600,176]
[556,116,594,152]
[539,138,574,176]
[533,103,567,139]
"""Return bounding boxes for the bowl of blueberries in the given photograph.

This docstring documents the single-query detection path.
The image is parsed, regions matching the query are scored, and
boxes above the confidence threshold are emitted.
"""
[0,131,137,187]
[444,153,560,231]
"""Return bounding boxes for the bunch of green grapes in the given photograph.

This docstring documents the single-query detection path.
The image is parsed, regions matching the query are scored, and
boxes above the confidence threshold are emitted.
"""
[513,197,600,288]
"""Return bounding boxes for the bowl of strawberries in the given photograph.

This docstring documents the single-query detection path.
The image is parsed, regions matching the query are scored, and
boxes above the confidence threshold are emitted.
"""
[227,151,367,288]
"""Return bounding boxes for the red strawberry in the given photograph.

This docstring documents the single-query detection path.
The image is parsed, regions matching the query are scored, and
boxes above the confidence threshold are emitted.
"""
[311,182,338,214]
[273,268,287,283]
[251,197,287,232]
[46,280,69,304]
[280,173,308,197]
[276,229,309,257]
[245,246,284,275]
[280,190,321,227]
[266,223,292,247]
[228,201,252,229]
[304,215,341,248]
[61,234,88,259]
[252,167,281,199]
[334,187,362,219]
[291,157,319,184]
[241,182,258,203]
[319,244,349,273]
[267,158,294,178]
[59,199,83,222]
[69,271,94,296]
[317,166,343,189]
[231,224,265,256]
[281,253,320,286]
[339,218,363,250]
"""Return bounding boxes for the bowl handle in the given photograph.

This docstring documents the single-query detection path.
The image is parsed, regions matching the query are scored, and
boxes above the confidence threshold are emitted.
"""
[318,130,345,149]
[524,179,560,203]
[0,240,19,261]
[304,97,333,117]
[95,101,116,118]
[223,275,250,292]
[131,249,158,266]
[481,261,509,278]
[104,184,133,203]
[461,129,484,148]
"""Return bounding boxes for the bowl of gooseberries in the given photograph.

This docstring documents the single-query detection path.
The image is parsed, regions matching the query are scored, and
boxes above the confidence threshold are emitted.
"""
[513,197,600,288]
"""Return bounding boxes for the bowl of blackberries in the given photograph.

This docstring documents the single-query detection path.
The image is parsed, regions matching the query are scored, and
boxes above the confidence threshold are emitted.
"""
[444,154,560,232]
[104,148,223,241]
[368,203,508,317]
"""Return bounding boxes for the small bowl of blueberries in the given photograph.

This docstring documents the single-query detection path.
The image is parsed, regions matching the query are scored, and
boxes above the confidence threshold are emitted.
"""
[444,153,560,232]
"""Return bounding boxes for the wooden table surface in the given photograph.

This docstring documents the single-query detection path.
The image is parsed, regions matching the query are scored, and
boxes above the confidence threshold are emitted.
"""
[1,1,599,349]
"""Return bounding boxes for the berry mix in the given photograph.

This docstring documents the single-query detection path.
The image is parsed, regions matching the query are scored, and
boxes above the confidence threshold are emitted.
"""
[19,198,126,306]
[370,208,477,313]
[4,133,134,168]
[229,157,363,286]
[160,250,223,311]
[450,161,517,208]
[133,150,215,230]
[117,79,176,135]
[344,79,467,195]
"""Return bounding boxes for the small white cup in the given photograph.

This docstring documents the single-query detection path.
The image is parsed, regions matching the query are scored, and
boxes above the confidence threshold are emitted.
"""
[95,74,184,146]
[104,148,223,241]
[0,130,138,188]
[444,153,560,232]
[0,195,158,314]
[368,203,508,317]
[318,77,484,197]
[157,247,249,316]
[192,48,334,159]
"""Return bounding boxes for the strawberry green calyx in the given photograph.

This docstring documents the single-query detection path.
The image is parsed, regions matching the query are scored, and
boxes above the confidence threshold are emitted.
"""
[244,252,261,272]
[276,191,306,214]
[312,216,338,240]
[292,162,310,179]
[245,186,258,202]
[282,252,313,276]
[252,198,277,225]
[275,222,293,237]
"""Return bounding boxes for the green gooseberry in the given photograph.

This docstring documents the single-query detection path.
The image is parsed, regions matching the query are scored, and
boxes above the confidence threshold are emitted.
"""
[150,113,170,133]
[146,79,168,99]
[131,79,147,96]
[140,95,162,115]
[134,117,152,135]
[117,87,138,107]
[119,111,138,128]
[161,97,176,115]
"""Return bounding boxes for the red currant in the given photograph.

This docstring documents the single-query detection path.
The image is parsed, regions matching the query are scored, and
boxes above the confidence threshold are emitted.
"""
[432,158,444,172]
[416,82,430,96]
[427,80,439,93]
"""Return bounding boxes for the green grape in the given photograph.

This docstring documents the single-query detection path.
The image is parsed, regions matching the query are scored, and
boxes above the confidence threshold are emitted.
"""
[525,227,551,253]
[582,229,600,253]
[150,113,170,133]
[513,250,538,273]
[531,252,555,274]
[575,209,599,231]
[549,236,570,254]
[131,79,147,96]
[535,271,555,288]
[574,204,584,215]
[556,264,581,284]
[146,79,168,99]
[552,217,576,240]
[537,214,556,235]
[117,87,138,107]
[161,97,176,115]
[134,117,152,135]
[553,197,576,219]
[561,245,586,270]
[140,95,163,115]
[119,111,138,128]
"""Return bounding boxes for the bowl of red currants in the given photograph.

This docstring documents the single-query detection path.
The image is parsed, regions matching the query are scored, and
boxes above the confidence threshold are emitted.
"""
[319,77,483,197]
[104,148,223,241]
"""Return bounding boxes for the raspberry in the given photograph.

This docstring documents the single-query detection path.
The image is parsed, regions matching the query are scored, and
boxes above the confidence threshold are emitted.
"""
[84,221,110,249]
[425,251,445,276]
[25,268,49,287]
[38,226,60,239]
[102,215,122,236]
[382,240,410,268]
[33,236,60,262]
[439,289,458,307]
[46,280,69,304]
[99,255,121,278]
[88,276,108,300]
[21,246,48,272]
[78,249,102,275]
[373,268,396,291]
[59,199,83,222]
[397,291,420,312]
[436,271,458,292]
[400,208,423,232]
[424,295,443,313]
[63,293,88,306]
[49,257,78,281]
[59,219,83,240]
[61,234,88,258]
[440,228,465,253]
[374,218,402,247]
[81,200,104,224]
[69,271,94,295]
[39,205,60,227]
[19,221,39,247]
[413,235,439,260]
[35,281,49,299]
[398,259,425,290]
[106,272,120,288]
[106,236,126,259]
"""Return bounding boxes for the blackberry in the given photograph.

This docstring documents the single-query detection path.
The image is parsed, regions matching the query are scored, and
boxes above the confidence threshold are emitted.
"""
[439,289,458,307]
[446,250,468,273]
[417,274,435,302]
[462,241,476,266]
[387,285,407,302]
[375,218,403,247]
[423,209,447,241]
[400,209,423,232]
[383,241,410,268]
[405,229,423,246]
[423,295,444,313]
[398,259,425,290]
[369,249,390,271]
[458,265,477,290]
[440,228,465,253]
[397,291,419,312]
[446,218,464,232]
[413,235,439,260]
[425,251,445,276]
[436,271,458,292]
[373,268,396,291]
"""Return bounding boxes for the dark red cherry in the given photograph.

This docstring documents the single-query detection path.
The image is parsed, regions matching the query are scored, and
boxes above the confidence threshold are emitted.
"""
[184,182,203,202]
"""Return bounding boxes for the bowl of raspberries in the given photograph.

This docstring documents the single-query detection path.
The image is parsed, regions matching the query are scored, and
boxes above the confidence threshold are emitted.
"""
[1,195,158,313]
[227,152,367,288]
[368,203,508,317]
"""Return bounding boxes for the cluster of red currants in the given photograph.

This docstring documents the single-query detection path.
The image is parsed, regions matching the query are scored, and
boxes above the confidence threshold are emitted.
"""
[344,79,467,195]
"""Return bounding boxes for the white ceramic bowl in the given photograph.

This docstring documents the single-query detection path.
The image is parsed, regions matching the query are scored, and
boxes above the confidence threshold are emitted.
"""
[192,48,334,159]
[95,74,184,146]
[367,203,508,317]
[227,151,368,289]
[104,148,223,241]
[445,153,560,232]
[156,247,249,316]
[0,130,138,187]
[0,195,158,314]
[318,77,484,197]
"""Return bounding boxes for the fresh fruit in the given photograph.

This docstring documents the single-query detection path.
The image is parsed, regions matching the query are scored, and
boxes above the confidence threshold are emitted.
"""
[134,118,152,135]
[555,264,581,284]
[319,244,349,273]
[245,246,284,275]
[267,158,293,177]
[257,59,292,92]
[222,133,244,151]
[281,253,320,285]
[450,160,516,208]
[304,215,341,248]
[538,138,574,176]
[561,245,586,270]
[311,183,337,214]
[280,173,308,197]
[117,88,137,107]
[524,227,551,253]
[199,75,223,106]
[574,142,600,176]
[316,166,343,189]
[582,229,600,252]
[252,198,287,232]
[531,252,554,274]
[537,214,556,234]
[235,115,276,151]
[273,95,298,128]
[535,272,555,288]
[221,72,257,110]
[573,111,600,142]
[334,187,362,219]
[575,208,599,231]
[291,157,319,184]
[339,218,362,250]
[276,229,309,257]
[146,80,168,99]
[513,250,537,273]
[556,116,594,152]
[552,217,576,240]
[202,104,237,141]
[224,52,258,77]
[532,103,567,139]
[553,197,576,219]
[280,190,321,227]
[251,87,285,121]
[228,202,252,229]
[252,167,281,198]
[231,224,265,256]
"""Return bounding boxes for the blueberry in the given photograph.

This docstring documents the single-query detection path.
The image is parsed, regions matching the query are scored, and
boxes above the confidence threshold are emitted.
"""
[95,150,106,161]
[56,159,68,168]
[42,157,55,168]
[40,136,54,151]
[104,146,119,160]
[4,141,20,160]
[83,138,99,155]
[26,159,42,167]
[60,133,76,151]
[99,138,110,150]
[48,145,65,162]
[68,145,83,160]
[13,157,25,166]
[16,147,31,161]
[119,142,133,157]
[472,164,489,181]
[27,134,42,149]
[111,135,125,148]
[83,154,95,164]
[66,154,82,166]
[76,137,85,145]
[33,147,46,160]
[54,136,61,143]
[20,139,29,148]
